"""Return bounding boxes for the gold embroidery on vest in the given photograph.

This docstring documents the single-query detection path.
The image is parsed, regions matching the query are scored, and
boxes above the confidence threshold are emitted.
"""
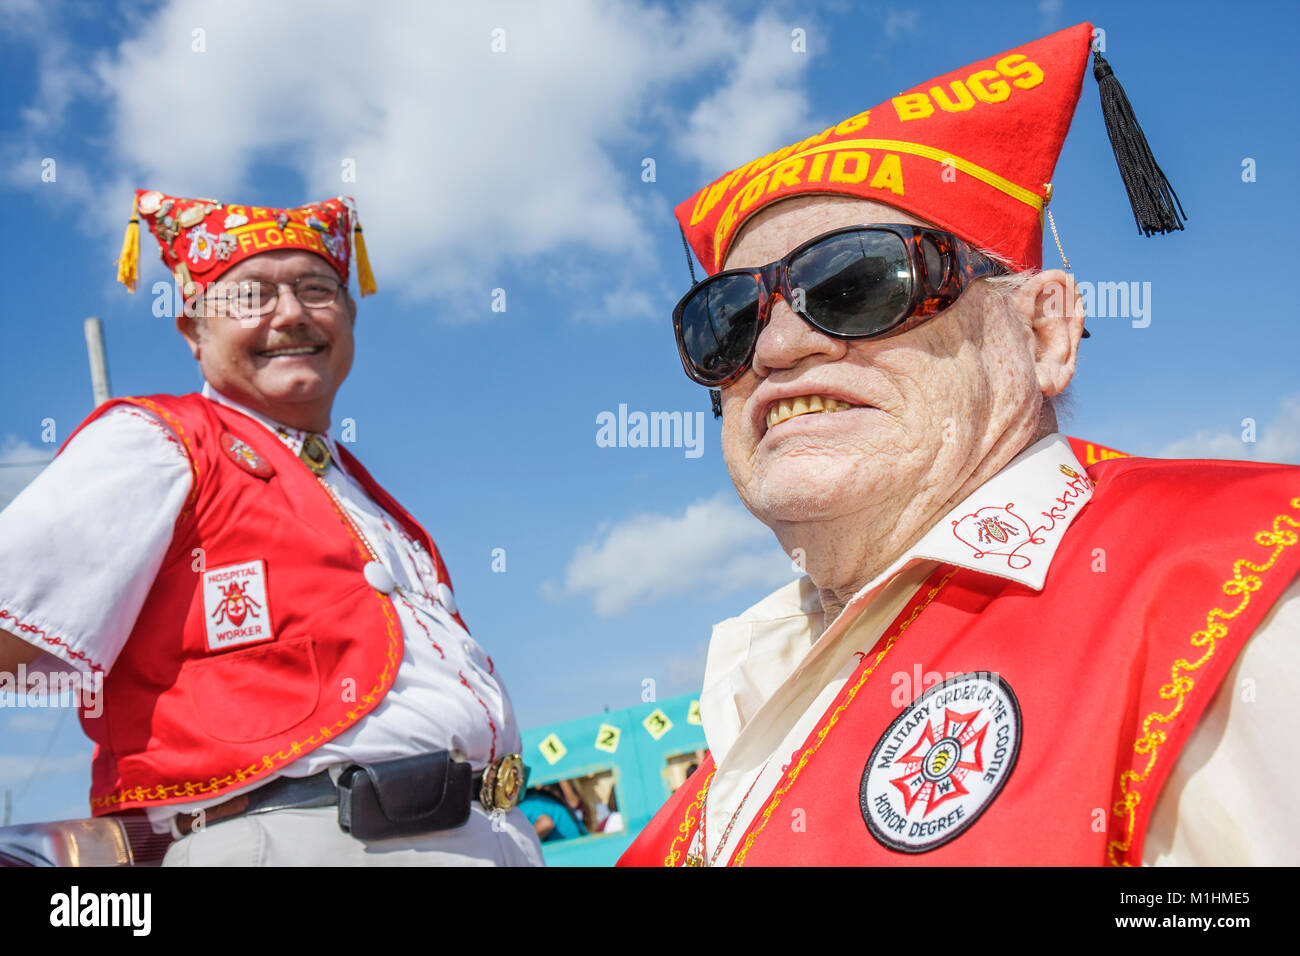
[664,769,716,867]
[728,566,959,867]
[1107,496,1300,866]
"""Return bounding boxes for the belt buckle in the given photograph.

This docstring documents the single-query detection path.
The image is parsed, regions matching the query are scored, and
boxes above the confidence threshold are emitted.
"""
[479,753,525,812]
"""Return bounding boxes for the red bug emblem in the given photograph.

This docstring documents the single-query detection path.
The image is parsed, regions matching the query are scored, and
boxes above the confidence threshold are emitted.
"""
[211,581,262,627]
[976,515,1017,545]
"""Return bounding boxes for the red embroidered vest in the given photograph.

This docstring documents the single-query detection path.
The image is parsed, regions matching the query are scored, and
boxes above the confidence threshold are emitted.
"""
[620,453,1300,866]
[62,393,462,815]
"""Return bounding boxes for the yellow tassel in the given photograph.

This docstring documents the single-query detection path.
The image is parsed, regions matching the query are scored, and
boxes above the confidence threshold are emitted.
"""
[353,222,377,297]
[116,195,140,293]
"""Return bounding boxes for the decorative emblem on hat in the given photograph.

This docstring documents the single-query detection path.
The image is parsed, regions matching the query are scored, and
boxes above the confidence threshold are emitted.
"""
[116,190,377,297]
[176,203,208,228]
[137,191,164,216]
[213,233,237,260]
[187,224,218,265]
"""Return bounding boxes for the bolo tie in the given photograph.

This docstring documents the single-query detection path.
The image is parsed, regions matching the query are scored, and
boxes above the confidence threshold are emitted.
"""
[298,433,333,476]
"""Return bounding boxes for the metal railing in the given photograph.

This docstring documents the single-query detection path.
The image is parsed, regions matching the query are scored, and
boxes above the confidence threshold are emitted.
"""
[0,813,171,867]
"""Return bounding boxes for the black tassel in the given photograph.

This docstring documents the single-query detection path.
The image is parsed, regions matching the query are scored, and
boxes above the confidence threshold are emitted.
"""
[710,389,722,419]
[1093,51,1186,236]
[679,224,699,287]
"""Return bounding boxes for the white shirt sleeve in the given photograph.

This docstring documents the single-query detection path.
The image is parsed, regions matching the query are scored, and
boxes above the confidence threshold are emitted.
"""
[1143,570,1300,865]
[0,406,193,674]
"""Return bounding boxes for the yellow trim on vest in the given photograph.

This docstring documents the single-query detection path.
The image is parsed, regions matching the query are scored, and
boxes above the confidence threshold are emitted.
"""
[719,566,958,867]
[1107,496,1300,866]
[664,768,716,867]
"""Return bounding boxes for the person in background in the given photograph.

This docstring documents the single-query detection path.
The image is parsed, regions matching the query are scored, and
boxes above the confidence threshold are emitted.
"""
[520,785,588,843]
[0,191,539,866]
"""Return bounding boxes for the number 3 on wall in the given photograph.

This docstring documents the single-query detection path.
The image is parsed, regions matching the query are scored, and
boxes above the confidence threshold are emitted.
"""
[642,708,673,741]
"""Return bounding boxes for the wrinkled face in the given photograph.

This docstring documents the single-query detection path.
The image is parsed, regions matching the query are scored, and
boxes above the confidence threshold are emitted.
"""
[180,249,356,428]
[718,195,1042,527]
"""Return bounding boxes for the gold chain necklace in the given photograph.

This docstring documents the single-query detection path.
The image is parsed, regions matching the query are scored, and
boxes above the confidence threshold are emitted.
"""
[314,456,446,611]
[687,757,772,867]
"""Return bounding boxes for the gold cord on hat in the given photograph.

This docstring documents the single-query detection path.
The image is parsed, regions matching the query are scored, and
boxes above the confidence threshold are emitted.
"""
[1043,183,1070,270]
[1043,183,1089,338]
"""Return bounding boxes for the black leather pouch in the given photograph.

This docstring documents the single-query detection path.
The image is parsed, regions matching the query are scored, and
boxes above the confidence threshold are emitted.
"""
[336,751,472,840]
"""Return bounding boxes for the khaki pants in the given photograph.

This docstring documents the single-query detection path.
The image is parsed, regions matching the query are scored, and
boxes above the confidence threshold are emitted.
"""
[162,803,544,866]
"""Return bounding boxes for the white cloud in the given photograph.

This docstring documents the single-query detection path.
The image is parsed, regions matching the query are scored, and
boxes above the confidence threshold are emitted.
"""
[1037,0,1065,29]
[0,437,51,511]
[572,273,665,324]
[1157,395,1300,464]
[554,492,795,616]
[675,13,822,176]
[882,8,920,42]
[666,640,709,690]
[6,5,96,136]
[0,751,90,787]
[0,711,63,734]
[6,0,817,307]
[0,2,110,213]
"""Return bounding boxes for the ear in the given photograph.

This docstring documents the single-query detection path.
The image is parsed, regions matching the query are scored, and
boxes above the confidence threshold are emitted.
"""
[176,310,202,360]
[1009,269,1085,398]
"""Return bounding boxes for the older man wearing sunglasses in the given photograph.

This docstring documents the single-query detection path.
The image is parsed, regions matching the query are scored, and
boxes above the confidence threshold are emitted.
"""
[0,193,541,866]
[621,23,1300,867]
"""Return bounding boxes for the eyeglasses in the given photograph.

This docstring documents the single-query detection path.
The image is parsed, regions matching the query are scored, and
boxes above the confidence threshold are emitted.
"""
[672,224,1009,388]
[208,274,346,318]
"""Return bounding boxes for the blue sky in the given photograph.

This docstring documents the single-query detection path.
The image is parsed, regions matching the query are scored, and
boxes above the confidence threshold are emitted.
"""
[1,0,1297,824]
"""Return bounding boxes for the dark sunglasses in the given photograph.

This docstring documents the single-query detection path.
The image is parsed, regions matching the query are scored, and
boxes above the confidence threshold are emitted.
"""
[672,224,1010,388]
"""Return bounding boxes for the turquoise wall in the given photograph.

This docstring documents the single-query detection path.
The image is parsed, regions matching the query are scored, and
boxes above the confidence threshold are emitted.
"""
[520,691,706,867]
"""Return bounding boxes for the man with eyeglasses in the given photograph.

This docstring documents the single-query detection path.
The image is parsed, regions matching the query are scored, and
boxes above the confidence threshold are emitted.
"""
[621,23,1300,867]
[0,193,542,866]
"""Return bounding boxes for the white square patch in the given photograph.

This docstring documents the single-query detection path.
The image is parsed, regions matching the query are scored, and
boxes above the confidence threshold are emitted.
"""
[201,560,274,652]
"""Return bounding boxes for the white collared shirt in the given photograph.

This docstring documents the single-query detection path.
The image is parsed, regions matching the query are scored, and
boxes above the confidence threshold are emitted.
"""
[697,433,1300,866]
[0,385,523,837]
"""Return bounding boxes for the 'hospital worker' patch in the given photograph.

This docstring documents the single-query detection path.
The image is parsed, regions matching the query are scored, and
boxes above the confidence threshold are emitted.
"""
[202,560,274,651]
